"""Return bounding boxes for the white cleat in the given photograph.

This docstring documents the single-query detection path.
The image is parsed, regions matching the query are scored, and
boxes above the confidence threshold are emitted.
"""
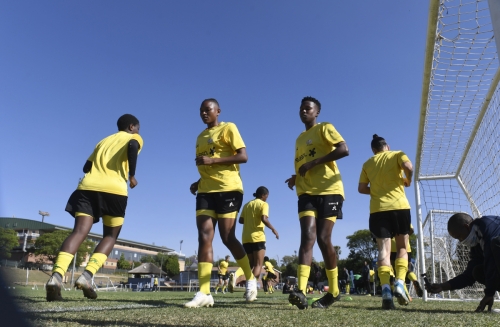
[245,278,258,302]
[184,292,214,308]
[228,273,236,293]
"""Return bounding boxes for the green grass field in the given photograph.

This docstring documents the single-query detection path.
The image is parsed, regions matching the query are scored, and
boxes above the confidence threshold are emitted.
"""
[5,286,500,327]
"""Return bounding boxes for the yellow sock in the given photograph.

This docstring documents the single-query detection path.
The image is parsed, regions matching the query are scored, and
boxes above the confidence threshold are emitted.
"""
[407,271,417,282]
[222,285,226,292]
[298,264,311,294]
[378,266,392,288]
[198,262,213,295]
[236,255,255,281]
[215,286,219,292]
[85,253,107,275]
[52,251,74,276]
[346,284,350,294]
[395,258,408,282]
[234,267,244,278]
[325,267,339,297]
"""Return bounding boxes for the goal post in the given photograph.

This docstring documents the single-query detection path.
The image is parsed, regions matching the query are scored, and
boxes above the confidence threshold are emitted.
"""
[415,0,500,301]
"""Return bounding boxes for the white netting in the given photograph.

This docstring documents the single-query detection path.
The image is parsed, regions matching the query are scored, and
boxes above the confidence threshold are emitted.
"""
[416,0,500,301]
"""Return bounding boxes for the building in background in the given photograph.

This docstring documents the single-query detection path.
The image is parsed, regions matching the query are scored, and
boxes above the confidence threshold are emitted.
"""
[0,217,184,271]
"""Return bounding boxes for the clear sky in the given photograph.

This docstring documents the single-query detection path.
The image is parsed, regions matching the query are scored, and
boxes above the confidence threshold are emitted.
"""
[1,1,428,263]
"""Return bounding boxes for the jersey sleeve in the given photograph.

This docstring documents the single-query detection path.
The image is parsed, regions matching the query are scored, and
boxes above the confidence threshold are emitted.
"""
[131,134,144,154]
[397,151,410,165]
[224,123,245,151]
[261,202,269,217]
[322,123,345,146]
[359,164,369,184]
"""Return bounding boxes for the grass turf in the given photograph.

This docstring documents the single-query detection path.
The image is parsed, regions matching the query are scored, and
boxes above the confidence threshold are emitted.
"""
[6,288,500,327]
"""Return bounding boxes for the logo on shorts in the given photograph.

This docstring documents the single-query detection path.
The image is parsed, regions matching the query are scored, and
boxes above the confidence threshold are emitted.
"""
[329,202,338,210]
[229,202,234,207]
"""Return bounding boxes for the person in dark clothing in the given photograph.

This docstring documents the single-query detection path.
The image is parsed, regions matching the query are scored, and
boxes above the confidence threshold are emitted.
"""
[426,213,500,312]
[362,261,372,295]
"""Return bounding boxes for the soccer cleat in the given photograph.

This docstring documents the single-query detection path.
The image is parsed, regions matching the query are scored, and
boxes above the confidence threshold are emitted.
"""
[311,292,340,309]
[214,289,218,294]
[75,271,97,300]
[184,292,214,308]
[46,273,64,302]
[413,280,424,297]
[228,273,235,293]
[288,289,308,310]
[245,278,258,302]
[393,280,410,306]
[381,287,395,310]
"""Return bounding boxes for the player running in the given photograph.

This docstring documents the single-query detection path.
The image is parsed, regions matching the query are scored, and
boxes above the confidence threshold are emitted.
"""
[215,255,230,294]
[239,186,279,290]
[185,98,257,308]
[285,96,349,309]
[46,114,143,302]
[358,134,413,310]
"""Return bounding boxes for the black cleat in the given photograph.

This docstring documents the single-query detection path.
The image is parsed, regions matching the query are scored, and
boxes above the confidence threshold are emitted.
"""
[413,280,424,297]
[311,292,340,309]
[288,289,308,310]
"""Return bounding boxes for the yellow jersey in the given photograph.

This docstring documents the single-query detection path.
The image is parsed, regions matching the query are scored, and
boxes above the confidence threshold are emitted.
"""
[218,260,229,275]
[294,123,345,196]
[264,261,275,274]
[241,199,269,244]
[359,151,411,213]
[78,131,144,196]
[196,122,245,193]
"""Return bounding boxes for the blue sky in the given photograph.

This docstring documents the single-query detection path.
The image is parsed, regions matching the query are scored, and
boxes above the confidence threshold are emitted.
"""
[1,1,428,263]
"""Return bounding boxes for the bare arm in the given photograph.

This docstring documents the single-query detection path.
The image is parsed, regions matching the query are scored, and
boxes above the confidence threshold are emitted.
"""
[358,183,370,195]
[239,216,244,224]
[261,215,279,239]
[196,147,248,166]
[402,160,413,187]
[285,175,296,190]
[190,179,201,195]
[298,142,349,177]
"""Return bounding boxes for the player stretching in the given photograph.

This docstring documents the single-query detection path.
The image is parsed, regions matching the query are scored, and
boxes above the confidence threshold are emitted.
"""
[285,96,349,309]
[46,114,143,301]
[239,186,279,292]
[185,98,257,308]
[358,134,413,310]
[263,256,278,294]
[215,255,230,294]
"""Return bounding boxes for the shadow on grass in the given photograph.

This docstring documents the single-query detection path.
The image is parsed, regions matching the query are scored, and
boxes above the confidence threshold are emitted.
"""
[363,306,471,314]
[27,316,209,327]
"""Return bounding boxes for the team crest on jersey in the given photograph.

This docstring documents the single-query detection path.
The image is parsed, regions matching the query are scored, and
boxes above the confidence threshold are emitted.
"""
[208,138,213,144]
[307,139,312,145]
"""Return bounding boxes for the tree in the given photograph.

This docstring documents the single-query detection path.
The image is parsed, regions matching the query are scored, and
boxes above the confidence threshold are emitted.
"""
[0,227,18,259]
[34,230,94,266]
[281,255,298,266]
[140,255,156,263]
[346,229,378,262]
[164,254,180,276]
[117,253,131,270]
[268,258,278,267]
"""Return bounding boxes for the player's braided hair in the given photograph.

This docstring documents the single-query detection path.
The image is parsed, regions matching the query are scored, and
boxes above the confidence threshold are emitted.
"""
[301,96,321,110]
[201,98,220,108]
[117,114,139,131]
[253,186,269,198]
[371,134,387,151]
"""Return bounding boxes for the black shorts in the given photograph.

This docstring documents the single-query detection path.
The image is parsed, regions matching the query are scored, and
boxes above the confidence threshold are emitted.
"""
[65,190,127,224]
[218,273,229,281]
[369,209,411,239]
[266,272,277,280]
[243,241,266,254]
[298,194,343,219]
[196,191,243,216]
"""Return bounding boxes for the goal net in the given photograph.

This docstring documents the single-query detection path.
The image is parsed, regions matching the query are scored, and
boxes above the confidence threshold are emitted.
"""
[415,0,500,301]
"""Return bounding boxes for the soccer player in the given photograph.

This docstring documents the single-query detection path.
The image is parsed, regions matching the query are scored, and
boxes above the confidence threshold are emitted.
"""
[239,186,279,285]
[185,98,258,308]
[426,213,500,312]
[215,255,230,294]
[358,134,413,310]
[45,114,143,302]
[263,256,278,294]
[285,96,349,309]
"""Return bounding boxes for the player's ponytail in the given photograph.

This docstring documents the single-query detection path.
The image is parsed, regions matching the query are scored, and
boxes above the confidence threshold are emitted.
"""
[371,134,387,151]
[253,186,269,199]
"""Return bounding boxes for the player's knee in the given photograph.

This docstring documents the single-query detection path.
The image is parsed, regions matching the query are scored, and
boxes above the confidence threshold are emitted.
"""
[316,236,332,251]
